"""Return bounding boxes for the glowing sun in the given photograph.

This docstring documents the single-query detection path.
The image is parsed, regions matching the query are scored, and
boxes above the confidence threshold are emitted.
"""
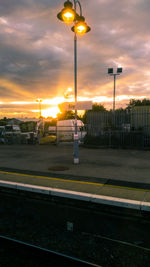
[41,106,60,118]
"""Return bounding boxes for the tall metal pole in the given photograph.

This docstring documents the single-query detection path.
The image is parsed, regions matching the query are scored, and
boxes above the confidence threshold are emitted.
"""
[73,33,79,164]
[39,101,42,118]
[113,74,116,113]
[57,0,89,164]
[108,68,122,113]
[36,99,42,118]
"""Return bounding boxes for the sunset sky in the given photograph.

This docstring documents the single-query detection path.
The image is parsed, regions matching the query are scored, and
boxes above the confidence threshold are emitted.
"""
[0,0,150,118]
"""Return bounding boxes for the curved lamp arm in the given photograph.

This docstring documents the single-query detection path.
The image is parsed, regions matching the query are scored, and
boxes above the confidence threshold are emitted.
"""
[73,0,82,16]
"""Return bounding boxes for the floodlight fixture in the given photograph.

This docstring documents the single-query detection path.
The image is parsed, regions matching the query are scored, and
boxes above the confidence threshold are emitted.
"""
[108,68,113,74]
[117,67,122,73]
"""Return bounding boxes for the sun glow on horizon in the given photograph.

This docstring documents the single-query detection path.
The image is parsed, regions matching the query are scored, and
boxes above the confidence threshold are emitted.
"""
[42,97,65,105]
[0,94,149,119]
[41,106,60,118]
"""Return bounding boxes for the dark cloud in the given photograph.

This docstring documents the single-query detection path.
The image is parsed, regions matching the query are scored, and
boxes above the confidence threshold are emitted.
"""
[0,0,150,116]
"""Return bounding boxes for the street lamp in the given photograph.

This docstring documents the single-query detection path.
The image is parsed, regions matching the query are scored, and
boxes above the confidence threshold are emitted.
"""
[36,99,42,118]
[57,0,91,164]
[108,68,123,112]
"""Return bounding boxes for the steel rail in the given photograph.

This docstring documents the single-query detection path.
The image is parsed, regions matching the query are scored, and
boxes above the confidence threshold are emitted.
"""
[0,235,100,267]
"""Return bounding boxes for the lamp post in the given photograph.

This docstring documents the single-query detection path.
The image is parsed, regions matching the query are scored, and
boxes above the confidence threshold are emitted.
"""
[57,0,91,164]
[108,68,123,112]
[36,99,42,118]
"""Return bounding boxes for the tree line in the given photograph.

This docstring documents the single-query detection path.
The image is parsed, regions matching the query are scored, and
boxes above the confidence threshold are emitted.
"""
[1,99,150,127]
[57,98,150,122]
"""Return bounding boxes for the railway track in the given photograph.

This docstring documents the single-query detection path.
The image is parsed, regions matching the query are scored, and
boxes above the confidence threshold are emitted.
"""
[0,235,100,267]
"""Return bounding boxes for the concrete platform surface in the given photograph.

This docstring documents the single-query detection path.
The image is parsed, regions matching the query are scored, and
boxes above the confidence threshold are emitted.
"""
[0,144,150,206]
[0,145,150,182]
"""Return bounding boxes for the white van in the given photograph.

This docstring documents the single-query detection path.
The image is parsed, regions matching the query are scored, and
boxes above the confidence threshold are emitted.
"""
[57,119,86,142]
[5,125,21,135]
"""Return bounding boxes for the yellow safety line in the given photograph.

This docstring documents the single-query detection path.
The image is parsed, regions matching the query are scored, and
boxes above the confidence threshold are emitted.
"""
[0,170,149,192]
[103,183,150,192]
[0,170,103,186]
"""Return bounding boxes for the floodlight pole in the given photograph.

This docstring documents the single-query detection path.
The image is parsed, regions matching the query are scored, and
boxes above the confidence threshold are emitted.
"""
[108,73,119,113]
[113,74,117,113]
[108,69,122,113]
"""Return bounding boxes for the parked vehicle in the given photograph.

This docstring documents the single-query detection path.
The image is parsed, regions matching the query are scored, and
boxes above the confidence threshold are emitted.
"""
[21,132,38,144]
[4,125,21,144]
[5,125,21,135]
[57,119,86,143]
[48,126,56,135]
[0,126,6,143]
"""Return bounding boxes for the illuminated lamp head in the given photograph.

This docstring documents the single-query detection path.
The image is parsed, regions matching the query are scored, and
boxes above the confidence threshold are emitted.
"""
[57,1,76,24]
[71,16,91,36]
[74,21,87,35]
[62,9,75,24]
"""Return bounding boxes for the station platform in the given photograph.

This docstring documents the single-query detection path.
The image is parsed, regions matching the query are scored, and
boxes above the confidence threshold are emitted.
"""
[0,145,150,211]
[0,167,150,212]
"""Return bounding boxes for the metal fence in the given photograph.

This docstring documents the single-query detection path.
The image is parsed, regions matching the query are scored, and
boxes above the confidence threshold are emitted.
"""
[0,133,38,145]
[56,125,86,144]
[1,110,150,148]
[85,110,150,148]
